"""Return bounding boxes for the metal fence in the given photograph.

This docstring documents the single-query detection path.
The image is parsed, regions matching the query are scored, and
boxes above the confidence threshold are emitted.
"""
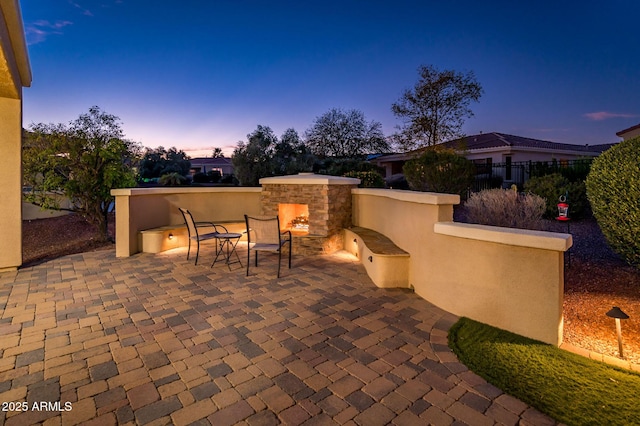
[472,159,593,192]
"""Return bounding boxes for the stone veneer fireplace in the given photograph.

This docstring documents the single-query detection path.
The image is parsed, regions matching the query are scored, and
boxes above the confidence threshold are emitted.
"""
[260,173,360,255]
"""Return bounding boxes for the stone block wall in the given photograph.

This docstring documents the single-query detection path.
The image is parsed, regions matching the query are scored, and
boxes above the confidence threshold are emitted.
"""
[261,182,356,255]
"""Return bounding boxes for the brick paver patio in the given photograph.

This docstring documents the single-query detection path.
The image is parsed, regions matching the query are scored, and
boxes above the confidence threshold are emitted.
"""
[0,245,558,425]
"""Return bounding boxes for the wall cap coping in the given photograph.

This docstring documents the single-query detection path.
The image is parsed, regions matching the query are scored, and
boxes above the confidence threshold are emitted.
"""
[352,188,460,205]
[260,173,360,185]
[111,187,262,196]
[434,221,573,252]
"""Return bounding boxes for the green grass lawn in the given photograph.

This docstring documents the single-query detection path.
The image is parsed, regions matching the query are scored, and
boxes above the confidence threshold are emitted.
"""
[448,317,640,426]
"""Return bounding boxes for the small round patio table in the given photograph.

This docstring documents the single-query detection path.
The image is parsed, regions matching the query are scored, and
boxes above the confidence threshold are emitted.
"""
[212,232,243,270]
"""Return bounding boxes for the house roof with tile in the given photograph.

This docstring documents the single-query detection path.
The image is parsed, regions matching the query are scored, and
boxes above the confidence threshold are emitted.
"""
[371,132,617,166]
[441,132,615,153]
[189,157,232,166]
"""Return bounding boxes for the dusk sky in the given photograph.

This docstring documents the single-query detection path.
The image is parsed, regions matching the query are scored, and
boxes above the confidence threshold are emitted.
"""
[21,1,640,157]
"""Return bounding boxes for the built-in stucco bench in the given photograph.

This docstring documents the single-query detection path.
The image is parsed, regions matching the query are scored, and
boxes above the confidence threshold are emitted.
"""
[139,221,246,254]
[344,227,410,288]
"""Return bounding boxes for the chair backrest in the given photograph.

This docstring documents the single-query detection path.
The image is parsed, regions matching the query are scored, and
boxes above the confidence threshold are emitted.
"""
[245,215,281,245]
[179,208,198,239]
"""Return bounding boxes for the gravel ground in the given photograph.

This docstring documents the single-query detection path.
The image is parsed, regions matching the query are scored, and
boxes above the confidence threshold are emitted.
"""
[21,213,115,267]
[455,205,640,365]
[550,219,640,365]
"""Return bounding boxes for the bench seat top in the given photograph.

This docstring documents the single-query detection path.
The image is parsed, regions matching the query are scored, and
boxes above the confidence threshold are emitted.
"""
[348,227,408,256]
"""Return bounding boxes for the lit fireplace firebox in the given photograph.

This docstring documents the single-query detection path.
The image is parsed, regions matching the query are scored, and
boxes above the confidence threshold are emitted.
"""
[279,203,309,234]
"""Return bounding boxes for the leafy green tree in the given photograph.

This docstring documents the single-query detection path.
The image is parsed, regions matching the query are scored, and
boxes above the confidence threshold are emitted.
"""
[138,146,191,179]
[314,157,383,177]
[23,106,138,241]
[232,125,278,186]
[392,65,483,150]
[344,170,385,188]
[402,147,475,197]
[273,128,315,175]
[304,108,389,157]
[232,126,316,186]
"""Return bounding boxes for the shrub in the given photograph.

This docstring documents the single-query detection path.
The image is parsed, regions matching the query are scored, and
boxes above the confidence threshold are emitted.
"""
[586,137,640,267]
[385,173,409,190]
[524,173,589,219]
[528,158,593,182]
[159,172,187,186]
[464,188,546,230]
[314,158,383,177]
[220,174,236,184]
[192,172,209,184]
[403,148,475,197]
[208,170,222,183]
[344,170,385,188]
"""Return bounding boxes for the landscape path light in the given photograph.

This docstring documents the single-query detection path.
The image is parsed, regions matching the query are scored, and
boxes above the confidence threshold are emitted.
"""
[606,306,629,359]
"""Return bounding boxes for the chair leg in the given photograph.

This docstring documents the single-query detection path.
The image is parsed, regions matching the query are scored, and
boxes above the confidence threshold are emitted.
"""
[246,246,250,276]
[288,239,292,269]
[255,252,258,267]
[195,240,200,265]
[277,249,282,278]
[186,240,191,261]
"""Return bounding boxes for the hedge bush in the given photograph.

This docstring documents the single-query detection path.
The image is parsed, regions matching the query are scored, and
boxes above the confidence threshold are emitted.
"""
[523,173,589,219]
[586,137,640,267]
[344,170,385,188]
[314,158,383,177]
[192,172,209,184]
[528,158,593,182]
[464,188,546,230]
[159,172,188,186]
[403,148,475,197]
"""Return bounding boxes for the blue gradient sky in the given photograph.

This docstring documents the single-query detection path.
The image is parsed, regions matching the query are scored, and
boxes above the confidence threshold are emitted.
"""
[21,1,640,157]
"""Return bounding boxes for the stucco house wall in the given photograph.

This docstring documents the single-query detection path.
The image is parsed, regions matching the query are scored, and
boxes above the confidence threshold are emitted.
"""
[189,157,234,176]
[616,123,640,141]
[0,0,32,271]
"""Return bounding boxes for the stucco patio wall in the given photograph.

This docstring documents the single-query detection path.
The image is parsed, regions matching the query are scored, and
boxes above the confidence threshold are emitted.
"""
[111,187,262,257]
[351,188,572,346]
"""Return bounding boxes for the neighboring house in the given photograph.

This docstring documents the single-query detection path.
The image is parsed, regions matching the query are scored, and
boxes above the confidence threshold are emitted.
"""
[372,132,616,187]
[616,123,640,141]
[189,157,234,176]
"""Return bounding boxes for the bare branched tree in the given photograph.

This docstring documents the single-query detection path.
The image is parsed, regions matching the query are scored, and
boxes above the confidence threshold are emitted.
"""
[392,65,483,150]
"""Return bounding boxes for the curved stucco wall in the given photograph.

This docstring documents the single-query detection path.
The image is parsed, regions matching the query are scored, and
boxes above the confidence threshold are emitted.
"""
[352,188,571,346]
[111,187,262,257]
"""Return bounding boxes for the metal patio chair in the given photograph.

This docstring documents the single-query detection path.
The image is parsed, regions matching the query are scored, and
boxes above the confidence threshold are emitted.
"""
[179,208,229,265]
[244,215,292,278]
